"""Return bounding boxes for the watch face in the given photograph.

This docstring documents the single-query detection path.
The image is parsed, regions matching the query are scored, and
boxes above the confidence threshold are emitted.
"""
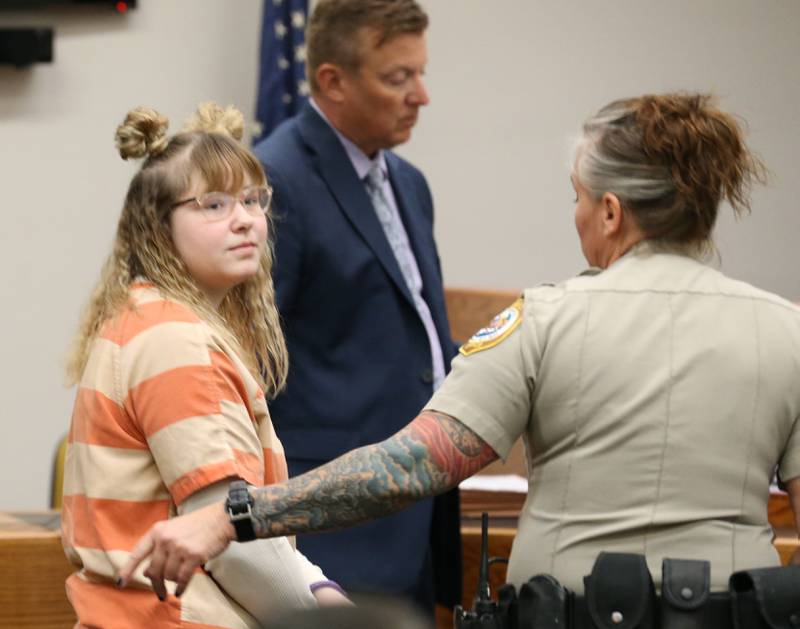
[228,481,253,513]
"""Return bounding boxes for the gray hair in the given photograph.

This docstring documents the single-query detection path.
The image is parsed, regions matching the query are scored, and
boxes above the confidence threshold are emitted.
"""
[573,106,674,202]
[570,94,765,249]
[572,101,678,235]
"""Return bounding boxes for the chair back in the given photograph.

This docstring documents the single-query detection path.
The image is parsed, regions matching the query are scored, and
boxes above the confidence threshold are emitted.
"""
[51,435,68,509]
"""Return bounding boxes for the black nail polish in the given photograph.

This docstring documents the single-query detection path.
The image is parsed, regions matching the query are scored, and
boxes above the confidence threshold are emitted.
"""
[157,593,165,602]
[114,577,123,588]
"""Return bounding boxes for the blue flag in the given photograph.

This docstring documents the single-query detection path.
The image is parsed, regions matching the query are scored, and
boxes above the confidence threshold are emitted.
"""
[253,0,309,144]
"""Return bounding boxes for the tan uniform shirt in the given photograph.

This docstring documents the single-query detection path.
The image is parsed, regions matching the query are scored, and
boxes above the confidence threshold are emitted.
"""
[427,244,800,592]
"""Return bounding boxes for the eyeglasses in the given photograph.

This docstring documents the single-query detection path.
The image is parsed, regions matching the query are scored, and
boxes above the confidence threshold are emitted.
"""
[171,185,273,222]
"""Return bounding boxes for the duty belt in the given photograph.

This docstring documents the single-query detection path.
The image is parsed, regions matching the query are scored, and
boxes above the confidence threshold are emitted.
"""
[493,553,800,629]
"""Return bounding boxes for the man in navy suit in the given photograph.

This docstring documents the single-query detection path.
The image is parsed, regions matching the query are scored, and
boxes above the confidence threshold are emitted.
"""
[252,0,461,614]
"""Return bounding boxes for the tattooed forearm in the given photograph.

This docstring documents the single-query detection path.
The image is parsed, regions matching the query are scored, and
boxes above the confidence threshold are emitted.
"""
[250,411,498,539]
[406,412,499,484]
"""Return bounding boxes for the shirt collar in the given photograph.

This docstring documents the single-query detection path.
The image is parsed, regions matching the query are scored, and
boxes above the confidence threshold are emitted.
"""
[310,97,387,182]
[626,238,704,259]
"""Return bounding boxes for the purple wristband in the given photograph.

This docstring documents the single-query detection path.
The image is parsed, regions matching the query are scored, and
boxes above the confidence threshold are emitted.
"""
[309,580,347,596]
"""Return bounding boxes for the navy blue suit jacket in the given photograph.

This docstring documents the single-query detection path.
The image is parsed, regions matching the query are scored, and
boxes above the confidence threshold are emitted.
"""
[253,104,461,606]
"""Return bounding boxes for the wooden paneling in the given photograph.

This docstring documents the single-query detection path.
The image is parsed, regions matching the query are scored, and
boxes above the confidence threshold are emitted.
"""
[0,511,76,629]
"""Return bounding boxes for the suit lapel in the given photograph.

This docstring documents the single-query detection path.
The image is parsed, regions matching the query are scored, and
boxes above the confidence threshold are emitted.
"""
[296,106,415,307]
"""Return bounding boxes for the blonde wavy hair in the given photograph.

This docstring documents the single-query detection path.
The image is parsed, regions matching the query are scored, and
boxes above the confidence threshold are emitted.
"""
[66,102,288,396]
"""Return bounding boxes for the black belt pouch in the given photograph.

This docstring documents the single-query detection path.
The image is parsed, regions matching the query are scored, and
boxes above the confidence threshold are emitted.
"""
[516,574,569,629]
[497,583,519,629]
[580,552,656,629]
[659,558,726,629]
[730,565,800,629]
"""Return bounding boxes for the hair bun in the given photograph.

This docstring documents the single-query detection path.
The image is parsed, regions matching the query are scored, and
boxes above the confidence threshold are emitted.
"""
[183,102,244,141]
[115,107,169,160]
[635,92,765,217]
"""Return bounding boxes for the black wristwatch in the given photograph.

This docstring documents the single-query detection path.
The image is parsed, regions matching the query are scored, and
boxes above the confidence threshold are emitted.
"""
[225,480,256,542]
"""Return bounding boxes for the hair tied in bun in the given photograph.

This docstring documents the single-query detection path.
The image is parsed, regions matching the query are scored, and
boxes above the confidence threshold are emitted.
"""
[183,102,245,141]
[115,106,169,160]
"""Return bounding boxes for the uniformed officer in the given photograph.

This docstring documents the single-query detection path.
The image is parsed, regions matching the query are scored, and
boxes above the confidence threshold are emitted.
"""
[119,92,800,610]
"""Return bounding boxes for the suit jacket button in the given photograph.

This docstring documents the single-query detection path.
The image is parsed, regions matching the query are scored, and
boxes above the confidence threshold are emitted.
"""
[420,369,434,384]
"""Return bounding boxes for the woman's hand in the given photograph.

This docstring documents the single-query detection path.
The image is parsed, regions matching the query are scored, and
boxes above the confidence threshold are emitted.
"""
[117,500,235,599]
[313,586,354,607]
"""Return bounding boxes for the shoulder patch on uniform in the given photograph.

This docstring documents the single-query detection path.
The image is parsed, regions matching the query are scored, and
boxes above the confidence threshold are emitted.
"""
[459,297,523,356]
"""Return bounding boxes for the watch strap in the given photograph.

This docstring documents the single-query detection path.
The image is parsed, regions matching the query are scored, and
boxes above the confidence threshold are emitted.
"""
[226,480,256,542]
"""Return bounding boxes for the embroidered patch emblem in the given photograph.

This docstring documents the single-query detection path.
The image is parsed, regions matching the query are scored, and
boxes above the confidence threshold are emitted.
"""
[459,297,523,356]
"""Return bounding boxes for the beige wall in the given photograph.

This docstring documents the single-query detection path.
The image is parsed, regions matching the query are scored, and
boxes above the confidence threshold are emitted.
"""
[0,0,264,508]
[406,0,800,296]
[1,0,798,508]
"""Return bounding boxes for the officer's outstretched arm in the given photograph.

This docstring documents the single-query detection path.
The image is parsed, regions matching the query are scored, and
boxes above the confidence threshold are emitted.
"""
[249,410,499,537]
[119,411,499,596]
